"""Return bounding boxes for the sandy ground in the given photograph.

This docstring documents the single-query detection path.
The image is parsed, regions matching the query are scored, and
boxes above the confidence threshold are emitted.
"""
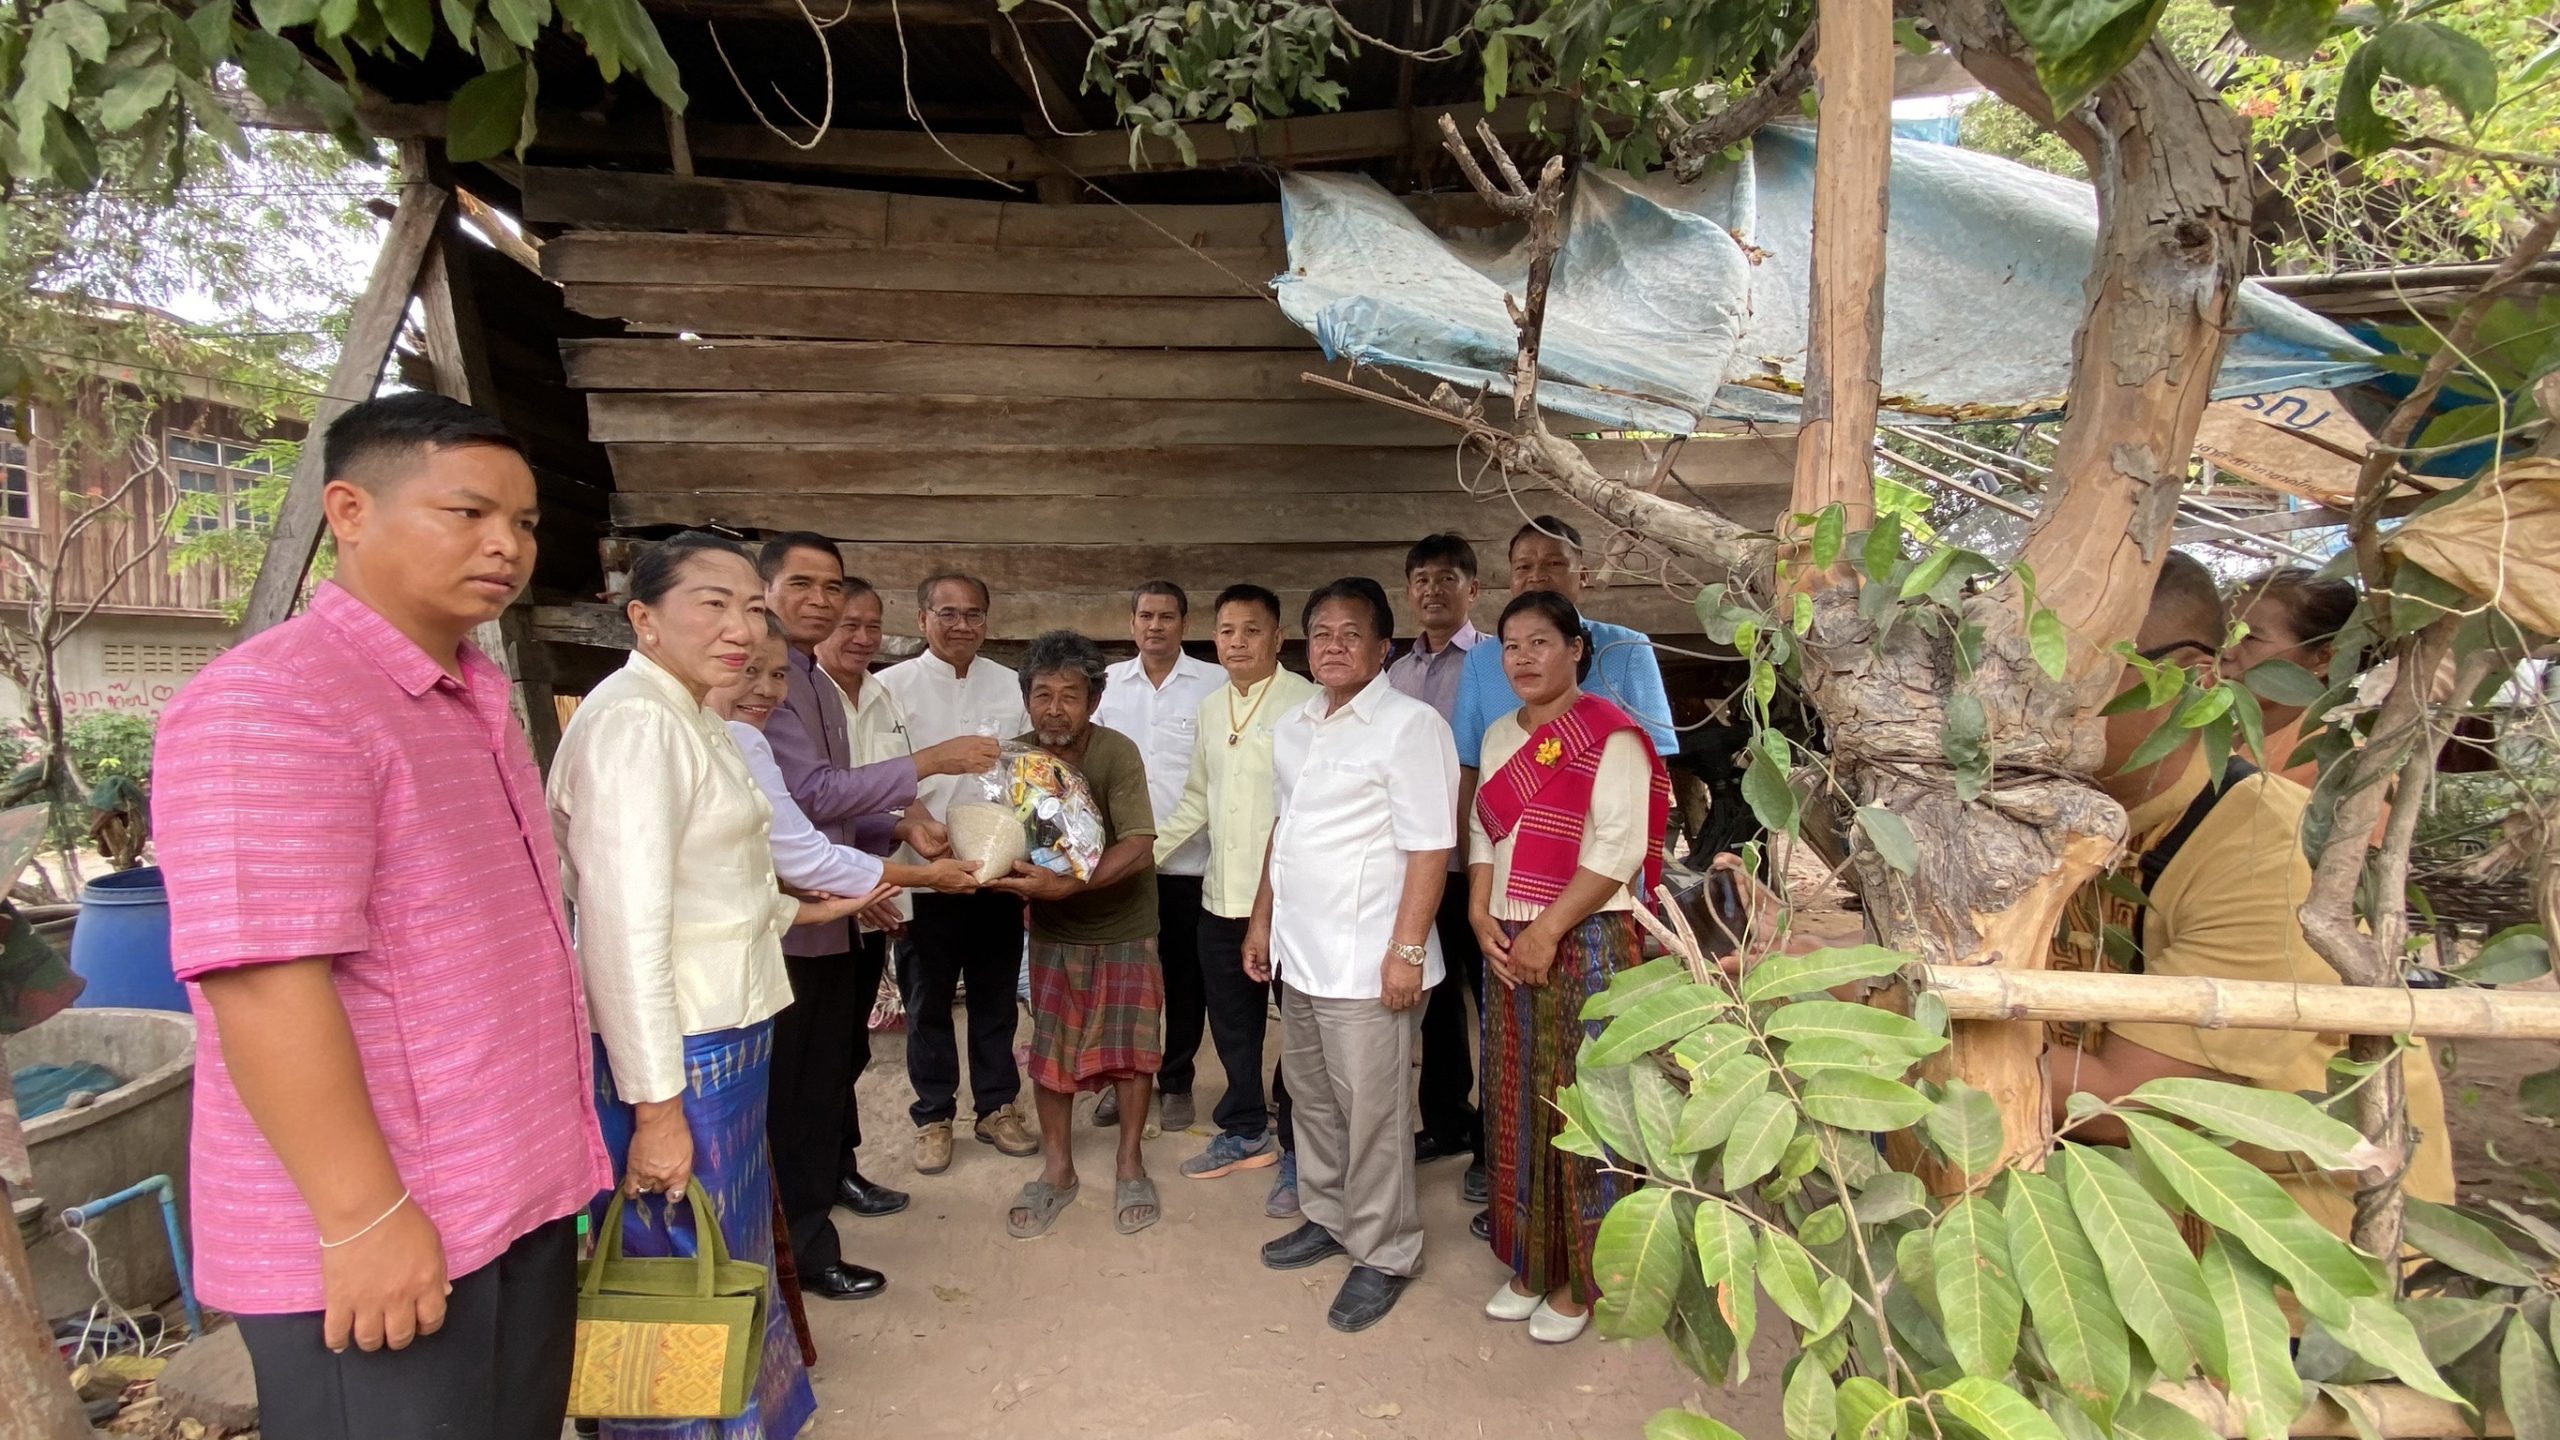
[801,1012,1789,1440]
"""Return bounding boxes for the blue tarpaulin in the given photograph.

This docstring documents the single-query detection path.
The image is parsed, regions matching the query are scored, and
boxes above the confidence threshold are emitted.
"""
[1272,125,2380,433]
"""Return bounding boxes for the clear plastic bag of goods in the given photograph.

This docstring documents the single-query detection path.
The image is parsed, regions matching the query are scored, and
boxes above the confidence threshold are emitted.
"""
[950,743,1106,884]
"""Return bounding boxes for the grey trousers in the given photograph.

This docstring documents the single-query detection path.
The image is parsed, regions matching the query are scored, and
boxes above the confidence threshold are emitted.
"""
[1281,982,1426,1277]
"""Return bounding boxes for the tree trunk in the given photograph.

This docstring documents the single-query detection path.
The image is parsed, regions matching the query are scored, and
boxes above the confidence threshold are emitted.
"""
[2,1186,92,1440]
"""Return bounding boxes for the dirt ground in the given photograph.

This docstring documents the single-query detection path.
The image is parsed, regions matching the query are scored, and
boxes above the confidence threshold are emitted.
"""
[804,1014,1790,1440]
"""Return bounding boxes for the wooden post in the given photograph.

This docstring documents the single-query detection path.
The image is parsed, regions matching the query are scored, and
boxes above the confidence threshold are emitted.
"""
[238,146,448,638]
[1786,0,1890,576]
[3,1188,91,1440]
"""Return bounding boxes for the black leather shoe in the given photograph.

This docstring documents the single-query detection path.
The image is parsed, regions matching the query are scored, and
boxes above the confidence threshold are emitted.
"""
[1327,1265,1412,1332]
[807,1262,888,1300]
[837,1170,910,1218]
[1261,1220,1347,1271]
[1470,1209,1492,1242]
[1413,1132,1466,1165]
[1462,1160,1489,1204]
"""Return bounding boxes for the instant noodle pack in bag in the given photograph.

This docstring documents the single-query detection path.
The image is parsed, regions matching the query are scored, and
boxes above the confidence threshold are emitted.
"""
[946,742,1106,884]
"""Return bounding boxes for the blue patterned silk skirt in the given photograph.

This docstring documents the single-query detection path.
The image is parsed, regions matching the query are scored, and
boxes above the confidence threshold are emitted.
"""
[590,1023,816,1440]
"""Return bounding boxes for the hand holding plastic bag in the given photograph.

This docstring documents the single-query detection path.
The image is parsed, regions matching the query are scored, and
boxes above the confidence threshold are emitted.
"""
[946,742,1105,885]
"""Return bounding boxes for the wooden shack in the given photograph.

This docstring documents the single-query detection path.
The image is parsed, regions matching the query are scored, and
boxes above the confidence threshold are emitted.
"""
[242,1,1824,749]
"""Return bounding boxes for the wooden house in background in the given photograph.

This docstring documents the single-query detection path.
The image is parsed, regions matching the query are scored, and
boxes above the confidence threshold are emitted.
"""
[238,1,1952,754]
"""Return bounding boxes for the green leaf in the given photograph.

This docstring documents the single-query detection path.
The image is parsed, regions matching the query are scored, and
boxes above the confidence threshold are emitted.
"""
[1936,1377,2066,1440]
[2033,0,2169,111]
[2056,1145,2220,1379]
[1592,1187,1690,1340]
[1631,1059,1688,1173]
[1838,1377,1905,1440]
[185,0,238,61]
[1648,1411,1747,1440]
[1589,986,1728,1068]
[1765,1001,1947,1059]
[1901,546,1961,601]
[2402,1199,2541,1288]
[1855,805,1919,875]
[1783,1039,1917,1076]
[44,0,114,62]
[2369,19,2497,120]
[1743,945,1913,1004]
[1577,1040,1644,1160]
[1925,1080,2007,1176]
[2502,1315,2560,1440]
[1944,692,1991,802]
[376,0,435,53]
[1583,955,1692,1020]
[1678,1055,1774,1151]
[2115,1392,2224,1440]
[445,62,530,162]
[2123,1078,2386,1174]
[1759,1225,1827,1329]
[95,62,174,131]
[2029,607,2069,682]
[2332,1296,2463,1402]
[2177,685,2234,730]
[2005,1170,2132,1421]
[1744,749,1799,836]
[1893,16,1933,54]
[1799,1204,1849,1249]
[2201,1235,2304,1440]
[2400,1296,2510,1366]
[1694,1202,1756,1289]
[1785,1357,1839,1440]
[2241,658,2327,707]
[2229,0,2339,60]
[1935,1196,2023,1379]
[486,0,549,47]
[1721,1091,1797,1190]
[1862,515,1905,585]
[249,0,324,27]
[2448,925,2550,985]
[1801,1072,1933,1131]
[2122,1115,2376,1327]
[1853,1171,1930,1227]
[1812,505,1846,571]
[2118,690,2207,775]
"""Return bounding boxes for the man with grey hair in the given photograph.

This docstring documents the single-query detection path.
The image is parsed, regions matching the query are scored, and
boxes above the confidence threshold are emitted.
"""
[986,631,1167,1239]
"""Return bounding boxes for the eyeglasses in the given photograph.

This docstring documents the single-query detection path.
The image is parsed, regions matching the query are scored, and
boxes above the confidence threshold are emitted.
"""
[928,608,988,627]
[2135,639,2217,663]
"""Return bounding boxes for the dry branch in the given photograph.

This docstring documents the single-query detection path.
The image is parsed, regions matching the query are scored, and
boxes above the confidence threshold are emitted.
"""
[1664,24,1820,183]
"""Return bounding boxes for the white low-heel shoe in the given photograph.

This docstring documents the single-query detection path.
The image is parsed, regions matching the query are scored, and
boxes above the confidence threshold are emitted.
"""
[1485,1282,1541,1321]
[1529,1298,1591,1343]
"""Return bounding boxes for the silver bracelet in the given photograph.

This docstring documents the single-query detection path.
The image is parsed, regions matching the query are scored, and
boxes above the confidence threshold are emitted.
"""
[318,1190,411,1250]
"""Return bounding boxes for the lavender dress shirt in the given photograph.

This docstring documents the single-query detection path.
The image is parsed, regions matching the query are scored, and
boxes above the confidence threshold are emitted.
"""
[768,645,920,956]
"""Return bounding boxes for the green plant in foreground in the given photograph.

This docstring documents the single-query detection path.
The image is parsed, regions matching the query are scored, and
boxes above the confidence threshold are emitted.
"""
[1567,935,2560,1440]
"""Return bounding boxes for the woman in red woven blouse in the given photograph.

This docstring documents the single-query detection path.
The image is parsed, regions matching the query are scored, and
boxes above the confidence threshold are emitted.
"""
[1465,590,1671,1346]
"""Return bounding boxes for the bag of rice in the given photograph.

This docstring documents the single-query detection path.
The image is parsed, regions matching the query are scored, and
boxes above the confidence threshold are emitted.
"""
[948,802,1029,884]
[954,744,1106,883]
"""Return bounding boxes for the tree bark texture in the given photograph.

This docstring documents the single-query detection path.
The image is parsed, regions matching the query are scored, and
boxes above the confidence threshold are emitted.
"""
[1,1186,91,1440]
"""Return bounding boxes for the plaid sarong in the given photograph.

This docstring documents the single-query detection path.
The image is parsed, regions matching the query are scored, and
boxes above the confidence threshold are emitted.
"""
[1027,937,1164,1095]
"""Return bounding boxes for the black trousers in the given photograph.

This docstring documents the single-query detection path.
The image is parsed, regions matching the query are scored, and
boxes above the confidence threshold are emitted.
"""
[772,950,861,1274]
[1416,879,1487,1159]
[1199,913,1292,1151]
[837,931,892,1173]
[906,889,1024,1127]
[235,1214,577,1440]
[1155,874,1207,1096]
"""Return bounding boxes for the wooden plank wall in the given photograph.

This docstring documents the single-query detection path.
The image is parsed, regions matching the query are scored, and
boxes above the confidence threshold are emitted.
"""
[523,167,1793,642]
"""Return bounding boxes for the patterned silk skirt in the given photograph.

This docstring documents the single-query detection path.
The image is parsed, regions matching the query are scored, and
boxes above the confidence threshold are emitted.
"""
[1026,936,1165,1095]
[1483,910,1643,1304]
[590,1024,816,1440]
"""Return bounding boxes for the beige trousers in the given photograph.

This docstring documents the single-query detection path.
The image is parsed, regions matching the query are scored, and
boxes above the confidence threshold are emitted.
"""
[1280,982,1426,1277]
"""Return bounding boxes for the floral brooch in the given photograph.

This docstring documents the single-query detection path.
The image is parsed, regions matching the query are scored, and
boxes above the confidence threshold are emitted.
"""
[1534,737,1564,766]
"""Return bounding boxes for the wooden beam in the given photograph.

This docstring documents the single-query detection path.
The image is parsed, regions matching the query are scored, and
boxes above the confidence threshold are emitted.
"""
[584,392,1456,448]
[539,232,1284,298]
[240,159,448,637]
[565,340,1327,400]
[560,284,1310,346]
[1787,0,1892,558]
[598,437,1801,495]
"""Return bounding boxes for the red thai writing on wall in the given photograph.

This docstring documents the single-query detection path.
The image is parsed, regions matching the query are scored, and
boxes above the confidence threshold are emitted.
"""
[62,680,181,714]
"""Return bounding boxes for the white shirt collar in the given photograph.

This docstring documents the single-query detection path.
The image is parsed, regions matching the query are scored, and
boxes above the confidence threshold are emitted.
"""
[1309,670,1396,726]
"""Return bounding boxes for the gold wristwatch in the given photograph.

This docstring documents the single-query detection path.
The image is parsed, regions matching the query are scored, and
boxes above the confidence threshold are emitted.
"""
[1390,942,1428,967]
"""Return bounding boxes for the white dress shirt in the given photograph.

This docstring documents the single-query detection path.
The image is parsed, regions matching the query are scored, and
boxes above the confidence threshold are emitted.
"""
[836,667,918,922]
[549,652,800,1105]
[728,719,886,899]
[1267,672,1460,999]
[1092,651,1224,877]
[877,650,1029,824]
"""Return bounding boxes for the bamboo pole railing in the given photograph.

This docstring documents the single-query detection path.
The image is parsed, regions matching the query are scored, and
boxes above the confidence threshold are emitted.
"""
[1915,965,2560,1040]
[2156,1380,2508,1438]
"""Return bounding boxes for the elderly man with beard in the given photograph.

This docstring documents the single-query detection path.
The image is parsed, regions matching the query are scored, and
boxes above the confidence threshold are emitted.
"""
[1249,577,1458,1333]
[987,631,1166,1240]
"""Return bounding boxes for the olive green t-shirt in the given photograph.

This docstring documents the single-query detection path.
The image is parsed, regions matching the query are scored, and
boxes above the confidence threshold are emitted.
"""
[1018,724,1158,947]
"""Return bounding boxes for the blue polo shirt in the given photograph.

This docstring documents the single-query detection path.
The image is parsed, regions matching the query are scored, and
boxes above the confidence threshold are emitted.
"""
[1450,617,1679,767]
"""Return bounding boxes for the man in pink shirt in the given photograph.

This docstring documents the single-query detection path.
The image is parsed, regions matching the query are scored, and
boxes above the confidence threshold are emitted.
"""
[155,393,608,1440]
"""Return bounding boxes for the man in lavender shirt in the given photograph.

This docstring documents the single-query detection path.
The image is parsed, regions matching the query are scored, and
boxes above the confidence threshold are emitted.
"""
[757,533,997,1299]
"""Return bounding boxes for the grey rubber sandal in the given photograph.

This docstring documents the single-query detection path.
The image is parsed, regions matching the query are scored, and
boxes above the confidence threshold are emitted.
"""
[1115,1176,1161,1235]
[1007,1179,1077,1240]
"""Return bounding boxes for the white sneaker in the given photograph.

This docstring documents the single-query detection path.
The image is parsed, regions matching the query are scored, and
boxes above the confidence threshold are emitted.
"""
[1485,1282,1540,1322]
[1528,1297,1590,1343]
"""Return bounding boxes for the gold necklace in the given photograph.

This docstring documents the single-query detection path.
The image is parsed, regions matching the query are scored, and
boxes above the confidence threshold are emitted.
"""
[1225,676,1275,746]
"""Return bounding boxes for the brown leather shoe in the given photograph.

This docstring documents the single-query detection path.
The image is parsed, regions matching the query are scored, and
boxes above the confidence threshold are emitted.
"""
[975,1111,1040,1157]
[915,1121,954,1175]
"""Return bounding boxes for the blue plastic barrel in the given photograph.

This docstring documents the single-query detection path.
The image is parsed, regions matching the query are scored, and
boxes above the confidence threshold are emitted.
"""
[69,865,185,1012]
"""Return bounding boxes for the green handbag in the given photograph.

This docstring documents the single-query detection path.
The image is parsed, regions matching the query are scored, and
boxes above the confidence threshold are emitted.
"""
[566,1180,768,1421]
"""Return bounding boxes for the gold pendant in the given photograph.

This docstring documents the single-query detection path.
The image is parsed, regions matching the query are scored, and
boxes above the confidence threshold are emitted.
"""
[1227,732,1241,746]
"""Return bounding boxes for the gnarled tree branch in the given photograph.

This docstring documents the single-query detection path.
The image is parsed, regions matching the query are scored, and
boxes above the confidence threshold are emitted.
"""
[1664,22,1820,183]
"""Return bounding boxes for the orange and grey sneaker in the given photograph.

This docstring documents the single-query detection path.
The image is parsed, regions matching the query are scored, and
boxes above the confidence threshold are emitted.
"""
[915,1120,954,1175]
[976,1111,1040,1157]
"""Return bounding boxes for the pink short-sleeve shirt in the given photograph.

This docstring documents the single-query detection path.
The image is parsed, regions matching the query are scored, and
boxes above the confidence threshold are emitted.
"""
[155,584,610,1314]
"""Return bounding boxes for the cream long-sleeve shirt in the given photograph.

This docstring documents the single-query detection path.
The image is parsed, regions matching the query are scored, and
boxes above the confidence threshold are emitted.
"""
[1467,711,1656,922]
[550,652,800,1104]
[1153,668,1320,918]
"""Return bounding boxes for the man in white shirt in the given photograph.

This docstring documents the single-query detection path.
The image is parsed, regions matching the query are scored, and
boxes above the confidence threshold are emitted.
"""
[877,574,1039,1175]
[1090,581,1224,1135]
[1246,577,1457,1334]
